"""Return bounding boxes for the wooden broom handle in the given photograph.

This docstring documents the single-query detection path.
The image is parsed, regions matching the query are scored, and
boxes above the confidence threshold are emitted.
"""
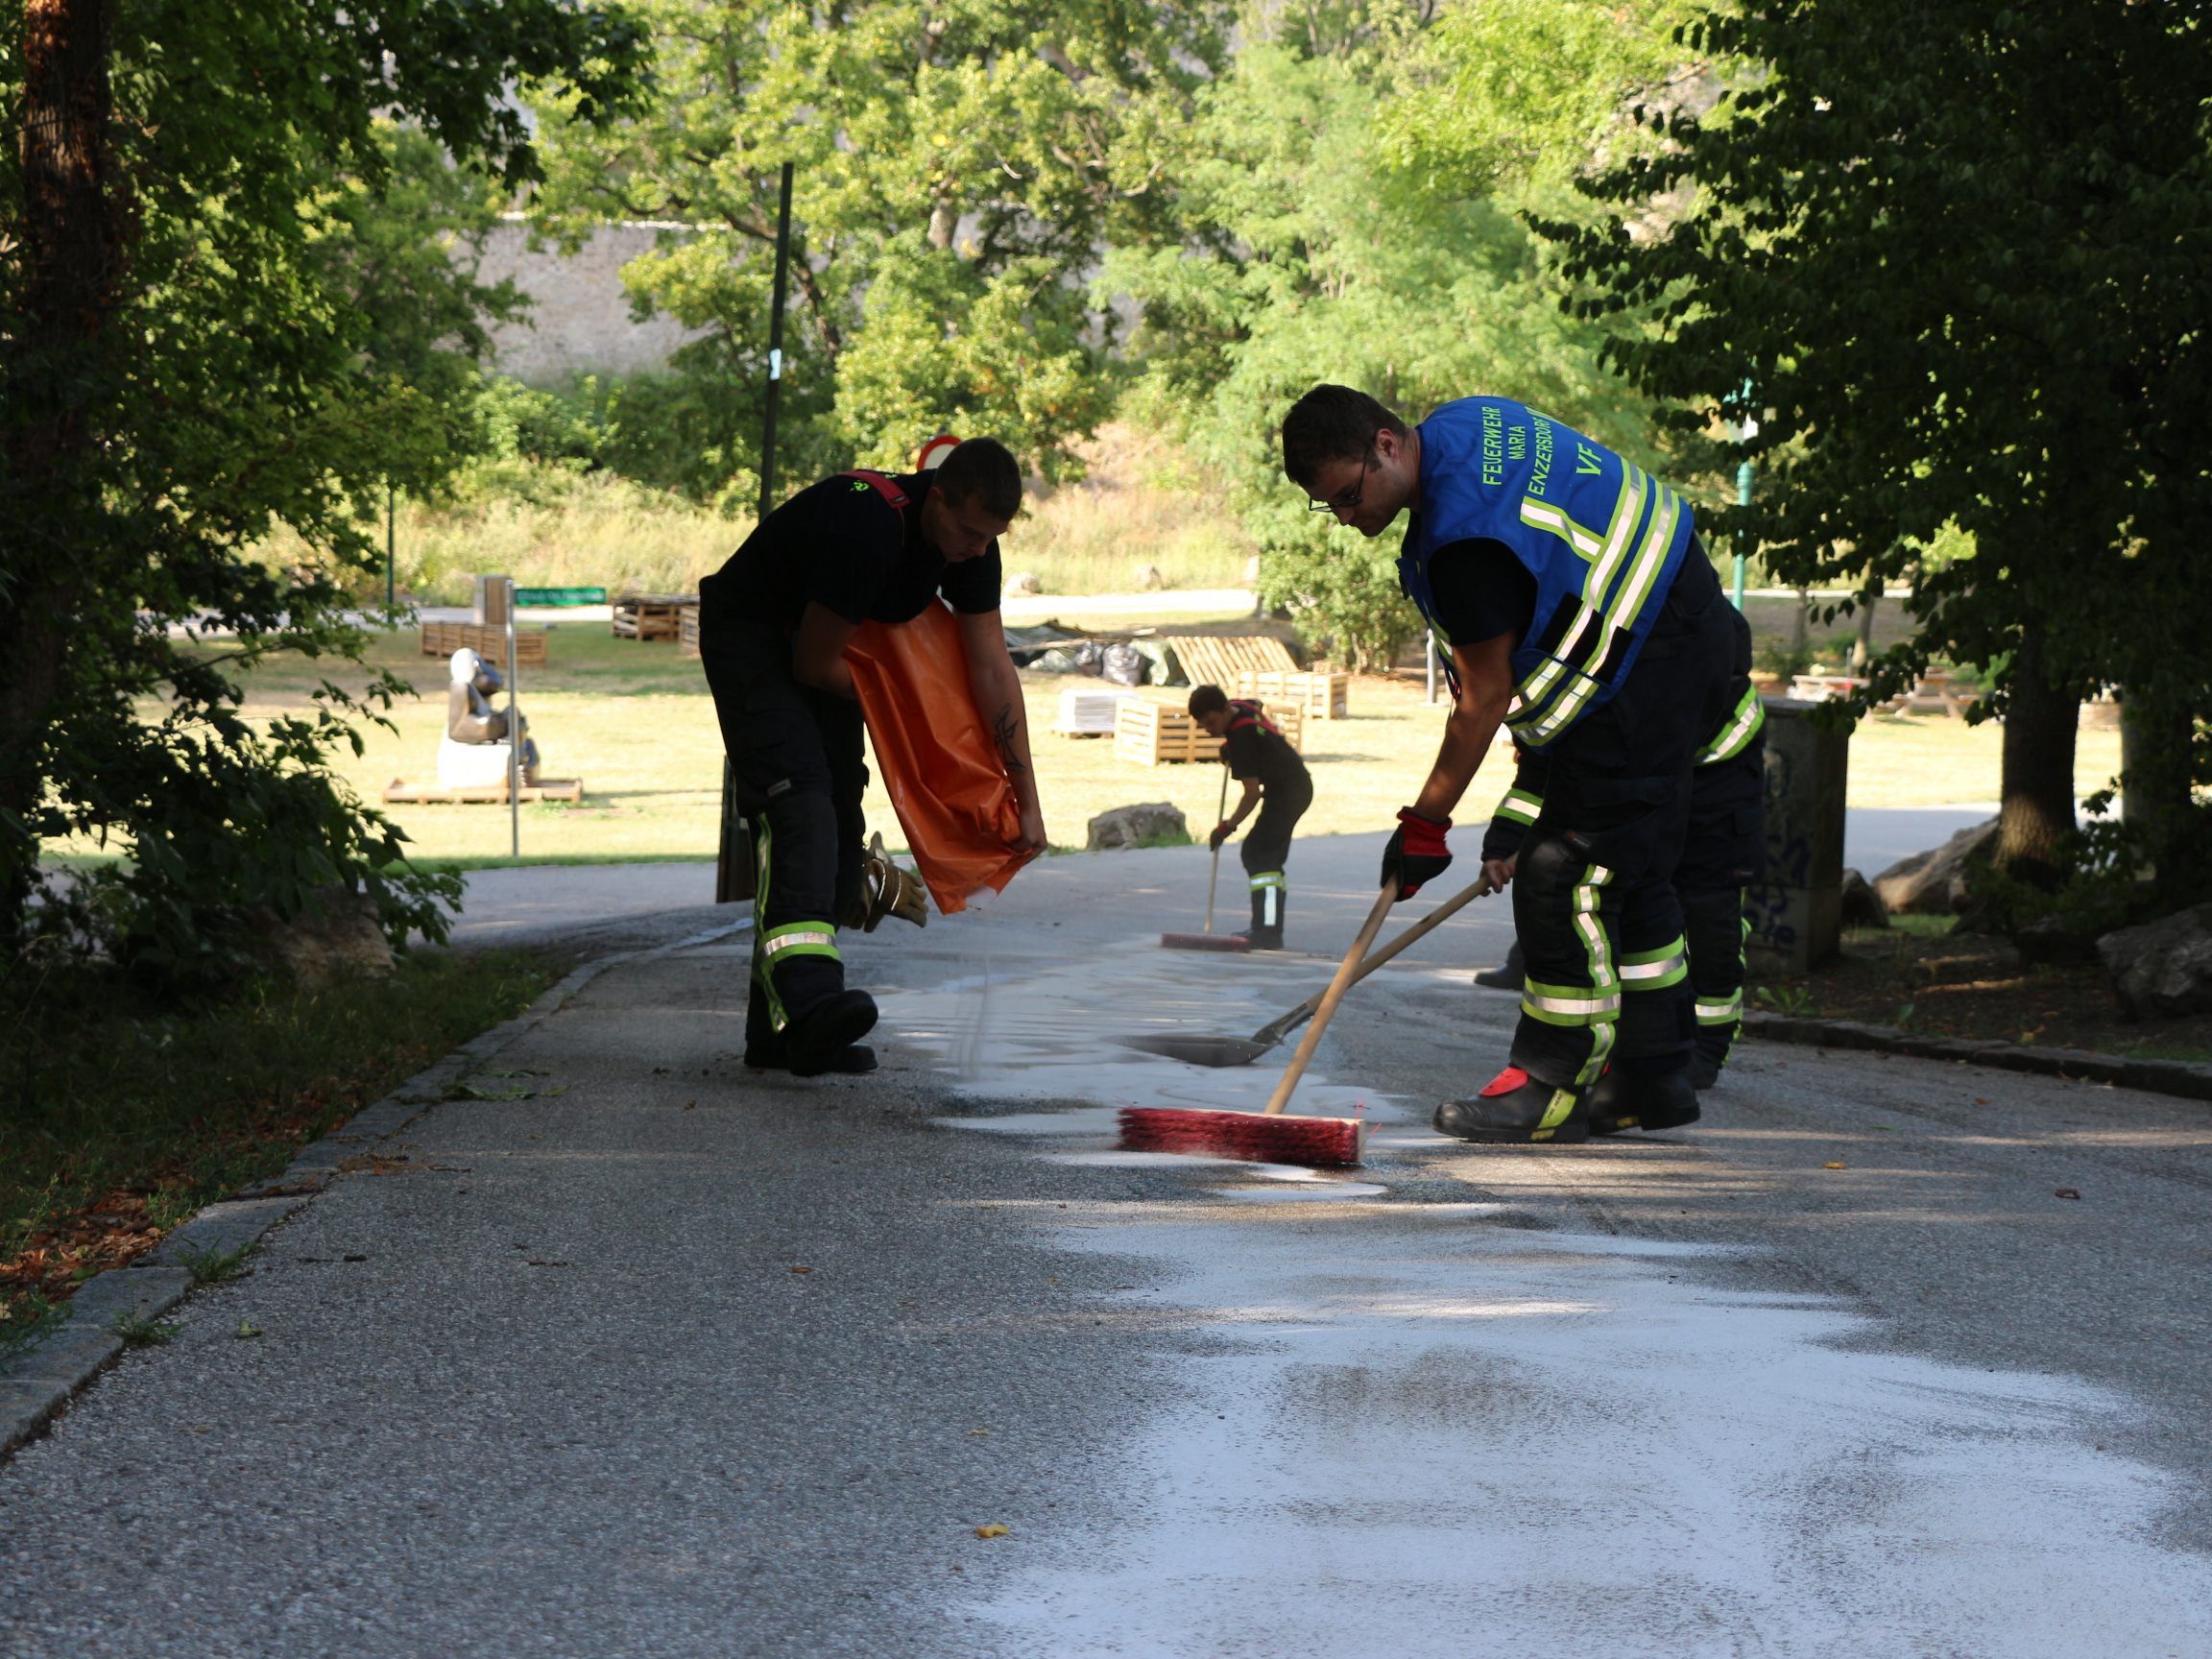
[1263,884,1398,1117]
[1202,763,1230,933]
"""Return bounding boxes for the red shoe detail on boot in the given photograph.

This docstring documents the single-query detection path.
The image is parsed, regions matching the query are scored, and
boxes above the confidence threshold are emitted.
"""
[1479,1067,1532,1098]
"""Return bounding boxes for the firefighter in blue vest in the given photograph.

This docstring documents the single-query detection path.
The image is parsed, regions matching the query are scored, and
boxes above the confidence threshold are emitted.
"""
[1189,685,1313,950]
[1477,606,1767,1115]
[694,438,1046,1077]
[1281,384,1738,1143]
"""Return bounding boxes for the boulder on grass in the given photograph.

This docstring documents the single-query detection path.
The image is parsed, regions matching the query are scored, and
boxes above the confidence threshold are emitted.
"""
[1086,803,1188,851]
[1872,818,1998,915]
[1134,563,1166,591]
[2015,913,2101,969]
[252,889,395,990]
[1839,868,1888,929]
[1002,570,1042,597]
[2099,902,2212,1020]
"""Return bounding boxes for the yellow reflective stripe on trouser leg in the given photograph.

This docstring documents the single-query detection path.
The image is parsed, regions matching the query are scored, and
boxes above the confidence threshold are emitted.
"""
[1248,870,1285,927]
[1573,864,1618,1085]
[761,922,840,963]
[1695,990,1743,1025]
[1620,935,1689,993]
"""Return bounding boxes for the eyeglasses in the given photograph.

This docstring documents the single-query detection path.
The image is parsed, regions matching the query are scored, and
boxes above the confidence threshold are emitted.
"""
[1307,452,1371,517]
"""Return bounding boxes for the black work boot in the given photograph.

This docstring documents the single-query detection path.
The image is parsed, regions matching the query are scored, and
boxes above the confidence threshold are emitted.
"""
[1242,884,1285,950]
[1433,1067,1589,1144]
[1688,1048,1724,1091]
[743,979,878,1073]
[1584,1065,1702,1135]
[1473,941,1525,991]
[784,988,879,1077]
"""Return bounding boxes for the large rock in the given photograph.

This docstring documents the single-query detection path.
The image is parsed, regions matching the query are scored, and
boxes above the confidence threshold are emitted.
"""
[1872,818,1999,915]
[1839,868,1888,929]
[252,888,395,989]
[1134,563,1166,591]
[1086,802,1189,852]
[2099,902,2212,1020]
[1002,570,1042,597]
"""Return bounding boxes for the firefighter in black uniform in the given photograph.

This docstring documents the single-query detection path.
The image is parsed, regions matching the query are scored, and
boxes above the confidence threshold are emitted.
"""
[1283,384,1738,1143]
[695,439,1046,1077]
[1189,685,1313,950]
[1476,604,1767,1122]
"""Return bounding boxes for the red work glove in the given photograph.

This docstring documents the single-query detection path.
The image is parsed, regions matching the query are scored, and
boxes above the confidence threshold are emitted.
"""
[1209,821,1234,851]
[1381,806,1453,900]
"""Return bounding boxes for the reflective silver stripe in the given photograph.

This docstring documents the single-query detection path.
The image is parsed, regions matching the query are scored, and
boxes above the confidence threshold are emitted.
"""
[1494,787,1543,827]
[1695,993,1743,1024]
[1696,685,1766,766]
[1621,951,1687,983]
[1514,469,1644,716]
[762,928,836,957]
[1521,987,1623,1020]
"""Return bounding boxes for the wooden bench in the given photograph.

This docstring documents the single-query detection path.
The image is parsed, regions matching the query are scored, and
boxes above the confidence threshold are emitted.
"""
[1115,697,1305,766]
[612,591,695,642]
[420,620,548,666]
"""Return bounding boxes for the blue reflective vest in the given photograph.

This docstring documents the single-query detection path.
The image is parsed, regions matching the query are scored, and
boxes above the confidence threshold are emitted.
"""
[1399,397,1695,748]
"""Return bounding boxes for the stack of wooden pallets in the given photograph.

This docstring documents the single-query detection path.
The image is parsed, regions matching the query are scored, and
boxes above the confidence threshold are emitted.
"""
[1234,667,1350,720]
[382,777,584,805]
[1164,634,1350,720]
[420,620,548,666]
[611,591,695,642]
[679,603,701,659]
[1115,697,1305,766]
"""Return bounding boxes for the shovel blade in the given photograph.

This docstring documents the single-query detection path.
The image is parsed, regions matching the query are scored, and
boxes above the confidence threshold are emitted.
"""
[1117,1033,1274,1069]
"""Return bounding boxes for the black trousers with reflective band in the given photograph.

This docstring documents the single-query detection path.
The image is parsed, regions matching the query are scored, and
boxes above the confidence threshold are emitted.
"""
[1238,780,1310,880]
[1507,560,1738,1088]
[699,620,868,1030]
[1678,735,1766,1070]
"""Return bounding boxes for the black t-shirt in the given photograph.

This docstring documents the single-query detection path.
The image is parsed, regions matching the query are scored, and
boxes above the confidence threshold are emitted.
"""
[699,469,1002,632]
[1421,536,1537,648]
[1221,703,1310,796]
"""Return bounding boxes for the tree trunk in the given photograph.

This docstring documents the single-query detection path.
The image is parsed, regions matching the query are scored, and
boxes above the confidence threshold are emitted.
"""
[2120,683,2196,874]
[1790,585,1811,666]
[1851,579,1879,672]
[0,0,124,934]
[1995,623,2078,888]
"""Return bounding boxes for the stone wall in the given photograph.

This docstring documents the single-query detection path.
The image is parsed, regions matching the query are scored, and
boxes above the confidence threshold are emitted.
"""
[476,218,707,386]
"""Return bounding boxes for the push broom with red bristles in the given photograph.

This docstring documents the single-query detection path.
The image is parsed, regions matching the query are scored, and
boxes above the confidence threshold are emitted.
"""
[1161,765,1249,952]
[1120,882,1397,1167]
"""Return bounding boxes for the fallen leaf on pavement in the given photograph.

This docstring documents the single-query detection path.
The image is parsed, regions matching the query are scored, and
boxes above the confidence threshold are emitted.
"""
[974,1524,1009,1539]
[790,1265,812,1275]
[1822,1161,1847,1170]
[2055,1188,2081,1200]
[236,1319,261,1339]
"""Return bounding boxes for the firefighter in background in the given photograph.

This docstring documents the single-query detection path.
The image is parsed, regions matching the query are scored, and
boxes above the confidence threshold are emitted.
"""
[694,437,1046,1078]
[1475,605,1767,1123]
[1190,684,1313,950]
[1282,384,1738,1144]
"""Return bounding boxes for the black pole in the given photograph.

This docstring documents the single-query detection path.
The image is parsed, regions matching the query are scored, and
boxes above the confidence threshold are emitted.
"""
[385,482,397,611]
[757,160,795,519]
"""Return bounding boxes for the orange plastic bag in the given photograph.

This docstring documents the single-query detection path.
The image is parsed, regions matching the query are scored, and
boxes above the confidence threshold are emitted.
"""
[844,602,1035,916]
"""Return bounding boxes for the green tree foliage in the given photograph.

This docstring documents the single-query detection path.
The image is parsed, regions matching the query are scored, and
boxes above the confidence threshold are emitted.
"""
[1537,0,2212,895]
[0,0,646,976]
[528,0,1229,489]
[1107,6,1664,668]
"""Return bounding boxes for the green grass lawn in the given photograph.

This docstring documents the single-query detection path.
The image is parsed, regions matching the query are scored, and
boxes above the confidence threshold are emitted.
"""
[91,614,2125,876]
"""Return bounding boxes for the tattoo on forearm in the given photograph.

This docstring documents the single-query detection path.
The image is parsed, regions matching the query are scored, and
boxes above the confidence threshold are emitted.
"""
[993,704,1026,775]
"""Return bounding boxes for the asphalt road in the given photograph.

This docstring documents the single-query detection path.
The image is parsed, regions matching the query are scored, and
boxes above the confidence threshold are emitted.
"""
[4,835,2207,1657]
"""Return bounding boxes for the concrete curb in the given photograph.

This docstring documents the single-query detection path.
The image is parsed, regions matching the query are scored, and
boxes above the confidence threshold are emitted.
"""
[1743,1011,2212,1102]
[0,919,749,1460]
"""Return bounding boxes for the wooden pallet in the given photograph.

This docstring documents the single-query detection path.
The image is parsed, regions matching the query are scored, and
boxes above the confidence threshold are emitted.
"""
[1162,635,1301,691]
[1234,668,1350,720]
[382,777,584,805]
[612,591,695,642]
[1115,698,1304,766]
[420,620,548,666]
[679,603,701,659]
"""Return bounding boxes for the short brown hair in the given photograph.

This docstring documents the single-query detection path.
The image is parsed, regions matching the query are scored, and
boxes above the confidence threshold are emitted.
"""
[1281,385,1407,488]
[933,437,1022,519]
[1188,684,1227,718]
